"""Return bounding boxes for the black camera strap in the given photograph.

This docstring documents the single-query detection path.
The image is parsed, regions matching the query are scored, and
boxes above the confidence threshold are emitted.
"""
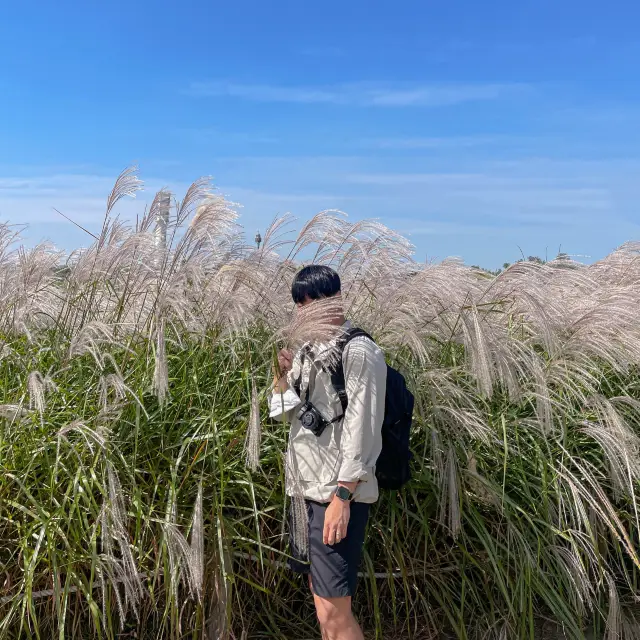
[293,344,313,401]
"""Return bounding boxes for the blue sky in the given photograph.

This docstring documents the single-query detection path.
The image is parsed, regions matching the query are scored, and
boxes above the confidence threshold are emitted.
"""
[1,0,639,268]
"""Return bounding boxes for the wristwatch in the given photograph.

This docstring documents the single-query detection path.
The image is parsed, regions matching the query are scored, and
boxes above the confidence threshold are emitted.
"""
[335,486,353,502]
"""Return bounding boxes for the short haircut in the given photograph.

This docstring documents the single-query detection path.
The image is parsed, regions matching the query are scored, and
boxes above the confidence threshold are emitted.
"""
[291,265,341,304]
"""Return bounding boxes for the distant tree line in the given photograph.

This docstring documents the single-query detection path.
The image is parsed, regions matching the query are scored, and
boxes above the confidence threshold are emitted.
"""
[471,252,571,276]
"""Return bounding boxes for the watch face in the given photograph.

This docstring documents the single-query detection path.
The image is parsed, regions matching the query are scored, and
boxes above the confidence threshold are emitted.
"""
[336,486,351,501]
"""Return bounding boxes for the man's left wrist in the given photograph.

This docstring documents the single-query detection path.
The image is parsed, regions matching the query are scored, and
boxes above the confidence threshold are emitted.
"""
[334,485,354,502]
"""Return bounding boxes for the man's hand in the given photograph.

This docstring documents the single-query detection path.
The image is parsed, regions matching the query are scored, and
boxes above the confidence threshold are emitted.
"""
[323,495,351,546]
[278,349,293,374]
[273,349,293,393]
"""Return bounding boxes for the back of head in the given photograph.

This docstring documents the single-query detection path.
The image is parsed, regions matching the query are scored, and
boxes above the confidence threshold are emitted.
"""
[291,265,341,304]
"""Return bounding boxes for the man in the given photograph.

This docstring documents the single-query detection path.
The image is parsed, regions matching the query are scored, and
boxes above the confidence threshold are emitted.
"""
[269,265,387,640]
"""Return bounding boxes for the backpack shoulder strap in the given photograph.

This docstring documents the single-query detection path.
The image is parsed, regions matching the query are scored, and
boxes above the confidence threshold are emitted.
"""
[330,328,375,414]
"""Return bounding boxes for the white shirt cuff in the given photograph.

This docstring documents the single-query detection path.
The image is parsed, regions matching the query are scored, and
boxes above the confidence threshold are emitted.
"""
[269,388,301,418]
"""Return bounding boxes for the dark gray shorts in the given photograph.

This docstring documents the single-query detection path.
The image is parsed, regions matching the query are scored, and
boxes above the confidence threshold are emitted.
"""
[288,500,370,599]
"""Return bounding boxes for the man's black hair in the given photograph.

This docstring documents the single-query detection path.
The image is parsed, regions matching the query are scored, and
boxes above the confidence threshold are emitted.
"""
[291,265,341,304]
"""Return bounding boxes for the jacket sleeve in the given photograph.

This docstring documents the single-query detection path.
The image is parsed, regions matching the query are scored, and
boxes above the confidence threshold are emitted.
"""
[337,337,387,483]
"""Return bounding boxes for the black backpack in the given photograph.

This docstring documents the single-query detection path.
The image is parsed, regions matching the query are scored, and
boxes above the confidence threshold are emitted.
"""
[330,328,415,490]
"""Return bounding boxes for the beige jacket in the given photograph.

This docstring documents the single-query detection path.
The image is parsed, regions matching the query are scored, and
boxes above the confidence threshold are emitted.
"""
[269,322,387,504]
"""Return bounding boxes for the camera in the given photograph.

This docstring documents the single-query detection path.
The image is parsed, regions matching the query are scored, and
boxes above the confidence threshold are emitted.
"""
[296,401,330,437]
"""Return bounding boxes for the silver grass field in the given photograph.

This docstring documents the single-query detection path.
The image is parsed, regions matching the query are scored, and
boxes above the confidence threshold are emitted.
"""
[2,169,640,639]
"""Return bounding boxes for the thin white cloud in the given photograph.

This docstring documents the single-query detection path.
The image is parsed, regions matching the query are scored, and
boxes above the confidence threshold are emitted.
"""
[399,221,554,237]
[553,104,640,126]
[344,170,613,217]
[189,82,339,104]
[176,128,280,145]
[187,81,529,107]
[364,135,513,149]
